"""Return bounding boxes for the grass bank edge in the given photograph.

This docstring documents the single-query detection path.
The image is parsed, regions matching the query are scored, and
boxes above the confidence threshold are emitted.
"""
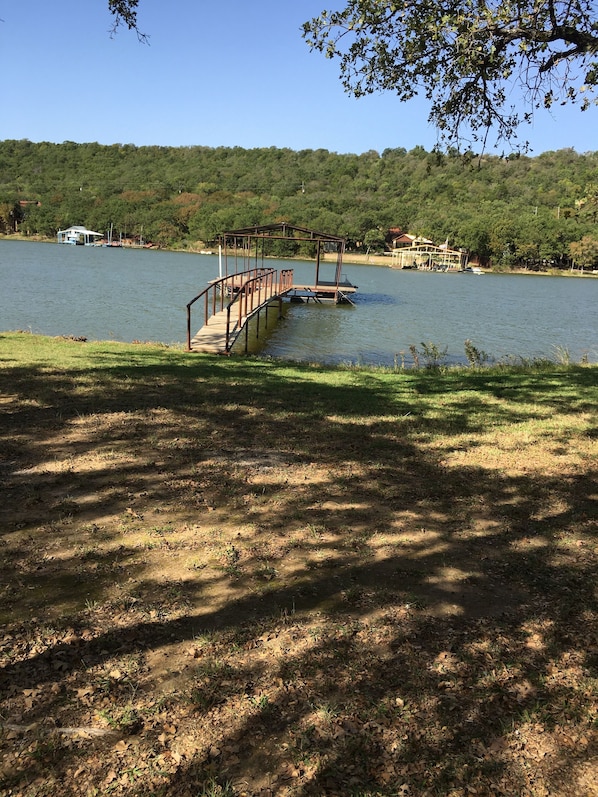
[2,329,596,380]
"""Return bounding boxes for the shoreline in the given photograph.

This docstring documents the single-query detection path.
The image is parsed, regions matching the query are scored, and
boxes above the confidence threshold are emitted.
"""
[2,233,596,277]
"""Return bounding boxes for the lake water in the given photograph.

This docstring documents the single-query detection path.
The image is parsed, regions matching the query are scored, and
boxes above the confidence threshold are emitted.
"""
[1,240,596,365]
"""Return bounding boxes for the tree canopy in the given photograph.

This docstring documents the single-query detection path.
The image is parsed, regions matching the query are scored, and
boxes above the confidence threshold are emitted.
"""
[2,138,598,269]
[302,1,598,149]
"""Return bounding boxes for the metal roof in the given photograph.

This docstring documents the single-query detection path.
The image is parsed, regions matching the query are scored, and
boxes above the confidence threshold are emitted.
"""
[219,223,345,243]
[57,226,103,236]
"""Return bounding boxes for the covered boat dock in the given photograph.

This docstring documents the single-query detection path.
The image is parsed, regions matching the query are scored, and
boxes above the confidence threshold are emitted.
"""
[219,223,357,303]
[187,223,358,354]
[57,226,104,246]
[391,242,468,271]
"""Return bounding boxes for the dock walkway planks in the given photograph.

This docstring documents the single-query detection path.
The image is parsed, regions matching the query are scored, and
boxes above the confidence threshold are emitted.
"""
[189,307,232,353]
[189,285,285,354]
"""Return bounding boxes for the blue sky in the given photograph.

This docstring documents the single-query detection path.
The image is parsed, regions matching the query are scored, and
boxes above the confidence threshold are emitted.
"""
[2,0,597,155]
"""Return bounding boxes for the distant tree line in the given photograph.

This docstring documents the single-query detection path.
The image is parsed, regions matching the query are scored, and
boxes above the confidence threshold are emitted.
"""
[1,139,597,269]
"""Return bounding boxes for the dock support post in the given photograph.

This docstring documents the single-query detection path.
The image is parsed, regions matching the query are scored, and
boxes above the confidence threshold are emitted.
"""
[315,239,321,286]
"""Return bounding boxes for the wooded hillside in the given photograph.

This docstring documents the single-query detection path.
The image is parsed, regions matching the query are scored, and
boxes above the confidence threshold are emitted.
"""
[1,139,597,268]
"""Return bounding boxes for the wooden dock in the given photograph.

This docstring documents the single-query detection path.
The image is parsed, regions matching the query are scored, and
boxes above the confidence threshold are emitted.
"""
[189,307,231,353]
[286,279,358,304]
[188,275,358,355]
[190,283,286,354]
[186,223,358,355]
[187,268,293,355]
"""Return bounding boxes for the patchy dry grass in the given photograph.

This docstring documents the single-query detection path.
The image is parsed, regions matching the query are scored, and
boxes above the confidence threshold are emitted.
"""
[1,332,597,797]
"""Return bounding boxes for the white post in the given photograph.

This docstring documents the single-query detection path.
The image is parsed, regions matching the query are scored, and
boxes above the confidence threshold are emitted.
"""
[218,245,223,279]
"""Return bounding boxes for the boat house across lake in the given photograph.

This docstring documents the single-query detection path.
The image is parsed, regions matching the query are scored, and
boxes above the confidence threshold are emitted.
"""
[391,241,468,271]
[57,226,103,246]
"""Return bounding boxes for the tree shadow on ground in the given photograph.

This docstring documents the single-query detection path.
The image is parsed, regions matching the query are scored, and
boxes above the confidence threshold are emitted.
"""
[0,338,596,795]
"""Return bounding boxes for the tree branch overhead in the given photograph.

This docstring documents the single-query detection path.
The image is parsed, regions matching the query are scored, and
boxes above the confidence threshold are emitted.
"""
[302,0,598,148]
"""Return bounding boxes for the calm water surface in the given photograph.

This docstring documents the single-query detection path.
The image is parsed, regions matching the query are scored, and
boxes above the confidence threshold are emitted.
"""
[1,240,596,365]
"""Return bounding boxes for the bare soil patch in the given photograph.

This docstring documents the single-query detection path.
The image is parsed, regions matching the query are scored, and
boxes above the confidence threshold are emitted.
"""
[1,334,597,796]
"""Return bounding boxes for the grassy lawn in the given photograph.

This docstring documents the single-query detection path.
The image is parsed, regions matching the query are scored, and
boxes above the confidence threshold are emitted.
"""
[1,331,597,797]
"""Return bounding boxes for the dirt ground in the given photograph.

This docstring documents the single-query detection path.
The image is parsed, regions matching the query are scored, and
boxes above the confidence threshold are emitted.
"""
[1,341,597,796]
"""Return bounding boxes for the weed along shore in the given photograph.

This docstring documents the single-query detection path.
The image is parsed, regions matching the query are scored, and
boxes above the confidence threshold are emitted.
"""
[1,331,597,797]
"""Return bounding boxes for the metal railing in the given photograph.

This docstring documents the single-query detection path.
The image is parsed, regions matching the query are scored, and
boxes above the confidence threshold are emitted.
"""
[187,267,294,352]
